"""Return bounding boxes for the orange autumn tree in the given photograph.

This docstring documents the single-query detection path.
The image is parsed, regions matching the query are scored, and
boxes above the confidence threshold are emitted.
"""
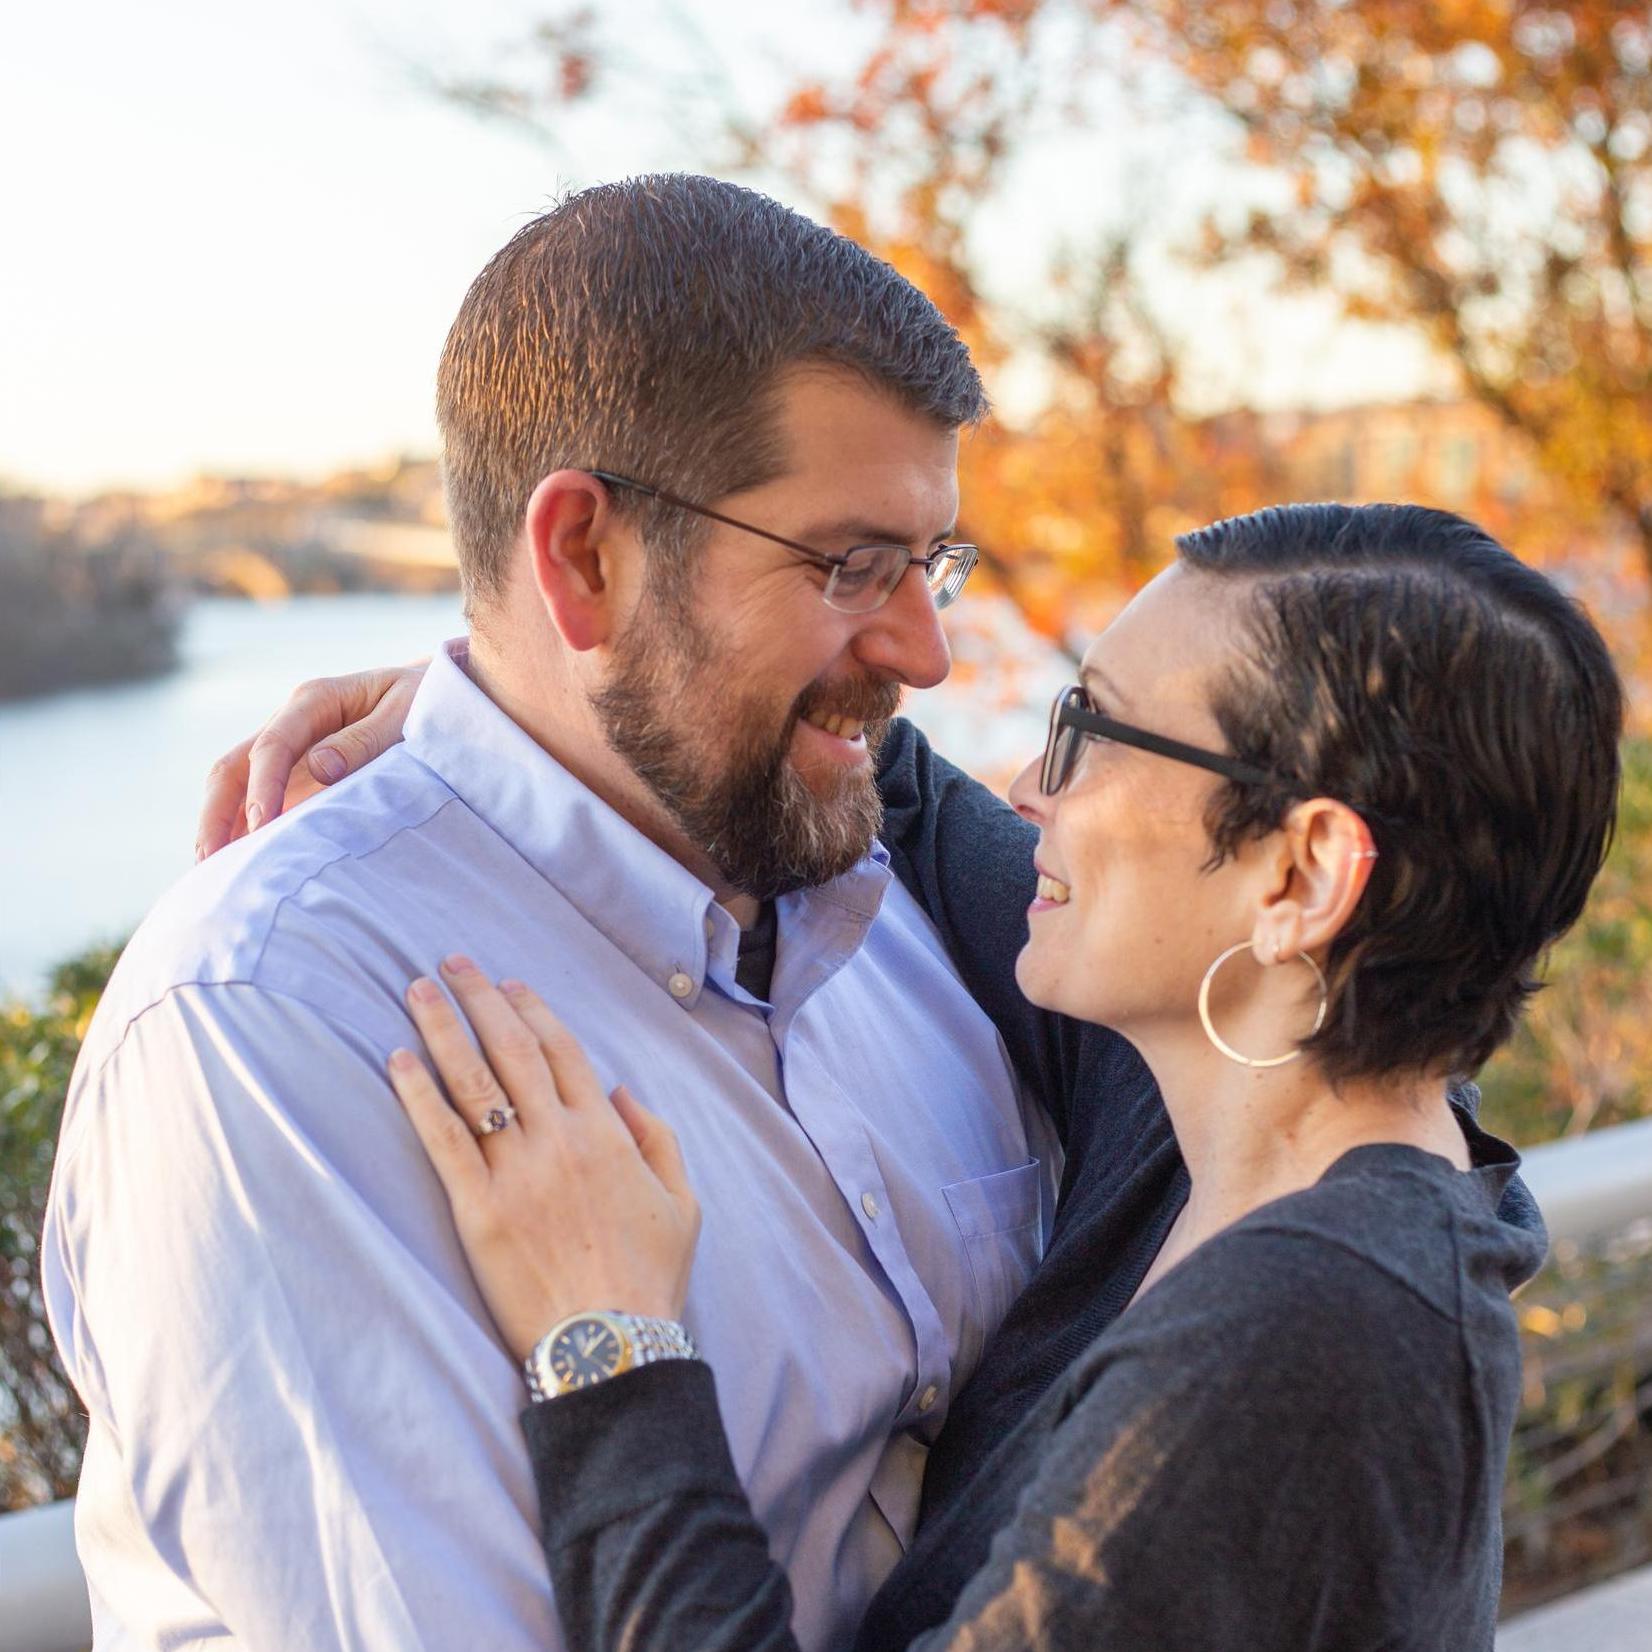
[429,2,1282,654]
[719,1,1287,647]
[784,1,1652,574]
[430,2,1652,605]
[1105,0,1652,578]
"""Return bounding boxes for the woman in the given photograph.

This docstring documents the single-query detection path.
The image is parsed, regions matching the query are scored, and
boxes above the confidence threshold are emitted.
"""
[222,502,1619,1647]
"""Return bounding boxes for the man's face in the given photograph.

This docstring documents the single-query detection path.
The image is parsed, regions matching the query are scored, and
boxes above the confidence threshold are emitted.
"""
[593,367,959,900]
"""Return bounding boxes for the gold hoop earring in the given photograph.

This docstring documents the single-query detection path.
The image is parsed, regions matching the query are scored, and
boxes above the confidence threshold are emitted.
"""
[1197,942,1328,1069]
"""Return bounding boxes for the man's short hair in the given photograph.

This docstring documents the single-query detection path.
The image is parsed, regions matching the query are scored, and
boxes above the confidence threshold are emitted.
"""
[436,174,988,611]
[1176,501,1623,1083]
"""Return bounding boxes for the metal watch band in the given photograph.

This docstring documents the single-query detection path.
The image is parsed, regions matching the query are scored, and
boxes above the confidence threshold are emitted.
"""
[524,1311,699,1402]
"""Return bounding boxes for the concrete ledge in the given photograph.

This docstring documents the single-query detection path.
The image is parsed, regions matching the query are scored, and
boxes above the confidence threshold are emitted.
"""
[0,1498,90,1652]
[5,1488,1648,1652]
[1497,1564,1652,1651]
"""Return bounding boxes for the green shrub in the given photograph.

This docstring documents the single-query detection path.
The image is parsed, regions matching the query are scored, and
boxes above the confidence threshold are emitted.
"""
[1479,738,1652,1144]
[0,943,121,1509]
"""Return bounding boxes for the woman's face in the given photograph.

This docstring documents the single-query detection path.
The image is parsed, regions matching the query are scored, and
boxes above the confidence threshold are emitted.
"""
[1008,563,1269,1039]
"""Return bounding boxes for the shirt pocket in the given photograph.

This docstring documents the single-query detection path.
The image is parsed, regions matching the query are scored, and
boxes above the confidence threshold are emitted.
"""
[942,1158,1044,1380]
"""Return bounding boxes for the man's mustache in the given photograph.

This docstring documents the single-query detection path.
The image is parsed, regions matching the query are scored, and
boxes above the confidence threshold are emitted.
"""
[793,677,903,728]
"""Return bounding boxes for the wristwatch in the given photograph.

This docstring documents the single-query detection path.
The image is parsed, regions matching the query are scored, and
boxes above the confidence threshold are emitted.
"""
[524,1310,699,1401]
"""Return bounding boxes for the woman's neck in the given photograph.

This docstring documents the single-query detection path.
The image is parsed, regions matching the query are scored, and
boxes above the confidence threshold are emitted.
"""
[1139,1034,1471,1260]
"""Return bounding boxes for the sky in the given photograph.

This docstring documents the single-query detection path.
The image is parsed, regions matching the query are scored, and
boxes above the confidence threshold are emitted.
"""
[1,0,1445,498]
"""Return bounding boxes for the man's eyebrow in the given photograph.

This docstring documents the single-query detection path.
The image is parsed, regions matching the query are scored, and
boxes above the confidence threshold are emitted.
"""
[1080,663,1131,709]
[798,517,959,548]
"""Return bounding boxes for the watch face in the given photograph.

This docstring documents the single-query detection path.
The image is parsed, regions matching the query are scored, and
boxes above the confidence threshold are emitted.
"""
[547,1316,630,1390]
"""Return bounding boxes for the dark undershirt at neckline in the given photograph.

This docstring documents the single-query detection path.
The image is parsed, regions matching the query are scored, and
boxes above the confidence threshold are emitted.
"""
[734,900,779,1002]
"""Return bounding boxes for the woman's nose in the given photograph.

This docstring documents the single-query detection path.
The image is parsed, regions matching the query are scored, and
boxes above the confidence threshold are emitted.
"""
[1007,753,1048,825]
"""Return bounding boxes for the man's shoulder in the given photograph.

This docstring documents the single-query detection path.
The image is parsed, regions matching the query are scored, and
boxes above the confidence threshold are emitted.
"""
[89,748,465,1052]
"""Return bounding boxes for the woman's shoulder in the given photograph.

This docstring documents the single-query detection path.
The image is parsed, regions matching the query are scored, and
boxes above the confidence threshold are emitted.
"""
[1230,1141,1534,1311]
[1068,1144,1534,1412]
[959,1155,1518,1652]
[902,1150,1529,1652]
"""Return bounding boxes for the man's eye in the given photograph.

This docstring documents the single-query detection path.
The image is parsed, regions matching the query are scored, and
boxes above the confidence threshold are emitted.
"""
[831,556,881,591]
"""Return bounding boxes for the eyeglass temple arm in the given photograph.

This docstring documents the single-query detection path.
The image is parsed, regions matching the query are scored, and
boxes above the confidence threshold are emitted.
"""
[589,471,967,575]
[588,470,843,572]
[1066,706,1282,789]
[589,470,652,498]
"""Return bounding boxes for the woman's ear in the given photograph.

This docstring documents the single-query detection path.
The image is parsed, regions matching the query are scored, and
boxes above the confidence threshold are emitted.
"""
[1251,799,1378,966]
[522,471,625,652]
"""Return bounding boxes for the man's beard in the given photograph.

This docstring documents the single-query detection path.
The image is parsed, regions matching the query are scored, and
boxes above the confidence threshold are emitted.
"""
[592,590,900,900]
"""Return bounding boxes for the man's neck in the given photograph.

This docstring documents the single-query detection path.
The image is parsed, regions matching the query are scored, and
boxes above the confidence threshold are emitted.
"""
[463,636,760,927]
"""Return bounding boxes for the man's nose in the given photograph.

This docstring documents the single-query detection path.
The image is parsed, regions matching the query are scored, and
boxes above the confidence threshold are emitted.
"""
[852,566,952,689]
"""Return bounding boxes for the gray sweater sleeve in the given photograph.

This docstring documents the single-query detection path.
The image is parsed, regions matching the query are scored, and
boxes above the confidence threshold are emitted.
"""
[524,1361,801,1652]
[525,1217,1505,1652]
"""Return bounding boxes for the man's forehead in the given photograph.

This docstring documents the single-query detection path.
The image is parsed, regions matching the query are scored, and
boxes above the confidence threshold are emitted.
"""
[770,367,958,455]
[796,496,960,545]
[734,366,959,544]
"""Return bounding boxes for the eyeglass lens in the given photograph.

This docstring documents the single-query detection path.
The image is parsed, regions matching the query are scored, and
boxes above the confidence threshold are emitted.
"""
[822,545,976,613]
[1041,687,1082,795]
[823,548,899,611]
[930,547,975,607]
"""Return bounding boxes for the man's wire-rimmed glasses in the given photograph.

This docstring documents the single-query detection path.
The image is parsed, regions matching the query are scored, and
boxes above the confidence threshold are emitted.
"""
[591,469,979,614]
[1041,684,1290,797]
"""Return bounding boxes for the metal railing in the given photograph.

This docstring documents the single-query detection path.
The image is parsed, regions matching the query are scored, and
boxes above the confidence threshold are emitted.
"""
[1516,1116,1652,1247]
[6,1119,1652,1652]
[1498,1119,1652,1628]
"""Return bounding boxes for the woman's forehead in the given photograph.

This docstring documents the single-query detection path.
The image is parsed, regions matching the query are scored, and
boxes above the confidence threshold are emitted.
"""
[1081,566,1244,710]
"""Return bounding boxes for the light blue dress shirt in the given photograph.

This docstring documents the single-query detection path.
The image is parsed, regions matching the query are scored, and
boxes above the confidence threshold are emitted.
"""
[43,641,1049,1652]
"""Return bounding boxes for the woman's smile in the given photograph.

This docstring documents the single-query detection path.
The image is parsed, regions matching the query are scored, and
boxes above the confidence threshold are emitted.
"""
[1030,867,1072,910]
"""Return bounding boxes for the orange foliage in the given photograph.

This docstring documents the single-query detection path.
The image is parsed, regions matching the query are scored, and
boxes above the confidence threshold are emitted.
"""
[1091,0,1652,579]
[730,0,1652,670]
[728,5,1285,651]
[438,0,1652,655]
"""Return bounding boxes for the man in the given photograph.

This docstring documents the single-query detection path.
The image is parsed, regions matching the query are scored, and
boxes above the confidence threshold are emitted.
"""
[43,176,1052,1651]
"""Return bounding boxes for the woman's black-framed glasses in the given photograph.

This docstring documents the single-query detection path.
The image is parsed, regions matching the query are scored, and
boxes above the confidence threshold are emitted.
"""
[591,470,979,614]
[1041,685,1288,797]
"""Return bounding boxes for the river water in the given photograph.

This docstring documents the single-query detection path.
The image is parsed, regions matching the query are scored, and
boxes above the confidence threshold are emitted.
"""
[0,593,1068,997]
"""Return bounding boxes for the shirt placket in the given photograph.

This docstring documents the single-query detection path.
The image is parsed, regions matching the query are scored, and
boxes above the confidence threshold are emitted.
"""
[766,906,953,1435]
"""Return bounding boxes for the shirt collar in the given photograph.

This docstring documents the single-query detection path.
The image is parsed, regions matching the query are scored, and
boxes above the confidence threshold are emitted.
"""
[402,640,891,1007]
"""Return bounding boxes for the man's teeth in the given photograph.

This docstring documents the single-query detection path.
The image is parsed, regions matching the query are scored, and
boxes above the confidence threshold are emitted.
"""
[804,710,867,741]
[1036,874,1071,904]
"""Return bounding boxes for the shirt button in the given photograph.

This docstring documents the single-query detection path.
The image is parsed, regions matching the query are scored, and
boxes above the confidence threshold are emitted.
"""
[918,1385,939,1413]
[861,1191,880,1221]
[667,972,694,1000]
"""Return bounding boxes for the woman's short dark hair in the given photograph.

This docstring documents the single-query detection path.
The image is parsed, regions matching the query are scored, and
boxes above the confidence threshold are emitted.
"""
[1176,502,1623,1084]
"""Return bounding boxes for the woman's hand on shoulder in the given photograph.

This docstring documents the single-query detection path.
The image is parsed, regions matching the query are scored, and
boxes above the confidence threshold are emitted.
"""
[195,658,429,860]
[387,956,701,1363]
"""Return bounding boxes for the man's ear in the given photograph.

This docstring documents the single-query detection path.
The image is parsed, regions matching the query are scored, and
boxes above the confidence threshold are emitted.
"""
[522,471,626,652]
[1251,799,1378,966]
